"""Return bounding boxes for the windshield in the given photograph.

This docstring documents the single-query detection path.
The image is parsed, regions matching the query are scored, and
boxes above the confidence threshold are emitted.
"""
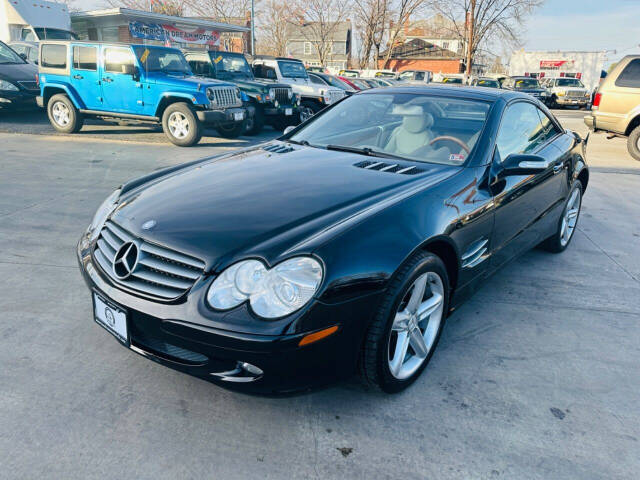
[0,42,25,64]
[34,28,76,40]
[324,75,353,90]
[278,60,308,78]
[288,93,491,166]
[134,47,191,75]
[212,52,253,79]
[477,79,500,88]
[556,78,584,87]
[514,78,540,89]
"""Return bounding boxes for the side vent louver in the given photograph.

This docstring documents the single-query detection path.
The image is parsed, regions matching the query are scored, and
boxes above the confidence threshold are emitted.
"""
[354,160,423,175]
[262,143,295,154]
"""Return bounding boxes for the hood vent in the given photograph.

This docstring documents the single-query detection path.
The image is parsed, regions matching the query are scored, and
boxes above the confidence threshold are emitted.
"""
[354,160,423,175]
[262,143,295,154]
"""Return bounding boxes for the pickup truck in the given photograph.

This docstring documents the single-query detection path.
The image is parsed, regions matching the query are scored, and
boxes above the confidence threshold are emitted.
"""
[36,41,248,146]
[184,49,298,134]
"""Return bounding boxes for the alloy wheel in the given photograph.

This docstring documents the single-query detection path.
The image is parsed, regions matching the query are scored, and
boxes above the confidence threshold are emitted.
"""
[168,112,190,139]
[299,107,315,122]
[388,271,445,380]
[52,101,70,127]
[560,187,581,247]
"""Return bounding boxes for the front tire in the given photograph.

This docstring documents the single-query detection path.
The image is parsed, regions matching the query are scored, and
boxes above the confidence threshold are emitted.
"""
[216,120,246,139]
[359,252,449,393]
[540,180,583,253]
[47,94,83,133]
[245,106,264,135]
[161,102,202,147]
[299,100,320,123]
[627,125,640,161]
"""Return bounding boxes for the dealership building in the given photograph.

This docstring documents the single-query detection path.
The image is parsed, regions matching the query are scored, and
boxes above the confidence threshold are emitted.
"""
[70,8,249,52]
[509,50,606,90]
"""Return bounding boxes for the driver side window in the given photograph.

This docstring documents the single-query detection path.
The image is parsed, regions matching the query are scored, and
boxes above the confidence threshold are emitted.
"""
[496,102,554,162]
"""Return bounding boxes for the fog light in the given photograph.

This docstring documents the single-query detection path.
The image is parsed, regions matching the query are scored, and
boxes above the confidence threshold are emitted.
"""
[240,362,263,376]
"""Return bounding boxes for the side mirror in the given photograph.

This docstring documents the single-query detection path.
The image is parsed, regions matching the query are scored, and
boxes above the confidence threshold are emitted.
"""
[124,64,140,81]
[283,125,296,135]
[498,153,549,177]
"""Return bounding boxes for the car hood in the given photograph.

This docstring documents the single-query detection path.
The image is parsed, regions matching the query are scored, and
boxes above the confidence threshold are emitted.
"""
[145,72,233,88]
[0,62,38,82]
[231,77,289,91]
[112,144,459,270]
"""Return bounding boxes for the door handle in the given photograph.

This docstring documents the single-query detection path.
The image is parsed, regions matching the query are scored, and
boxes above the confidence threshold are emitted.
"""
[73,74,83,80]
[102,77,113,83]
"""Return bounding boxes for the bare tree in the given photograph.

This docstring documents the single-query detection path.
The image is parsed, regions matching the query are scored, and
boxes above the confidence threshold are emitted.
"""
[433,0,543,75]
[288,0,351,67]
[353,0,390,68]
[380,0,428,69]
[256,0,291,56]
[190,0,252,24]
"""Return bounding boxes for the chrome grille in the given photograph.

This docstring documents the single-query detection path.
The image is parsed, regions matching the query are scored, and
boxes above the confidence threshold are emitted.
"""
[272,87,291,104]
[567,90,584,97]
[209,87,241,109]
[93,220,205,300]
[18,81,39,91]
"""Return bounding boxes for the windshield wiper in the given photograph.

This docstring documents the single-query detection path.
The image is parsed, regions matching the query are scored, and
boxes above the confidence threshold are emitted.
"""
[287,139,324,149]
[326,144,408,161]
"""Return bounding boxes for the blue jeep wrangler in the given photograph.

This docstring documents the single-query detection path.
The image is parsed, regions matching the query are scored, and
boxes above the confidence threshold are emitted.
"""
[36,41,249,146]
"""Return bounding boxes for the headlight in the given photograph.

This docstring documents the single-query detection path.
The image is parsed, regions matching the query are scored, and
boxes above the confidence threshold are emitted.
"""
[88,189,121,241]
[287,88,293,99]
[268,88,276,99]
[0,79,18,91]
[584,92,590,97]
[236,88,241,99]
[207,257,323,318]
[206,88,215,101]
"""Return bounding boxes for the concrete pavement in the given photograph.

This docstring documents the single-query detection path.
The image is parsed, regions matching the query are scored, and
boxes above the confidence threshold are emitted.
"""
[0,114,639,479]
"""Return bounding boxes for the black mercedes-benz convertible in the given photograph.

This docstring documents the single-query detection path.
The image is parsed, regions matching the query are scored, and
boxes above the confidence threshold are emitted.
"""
[78,85,589,393]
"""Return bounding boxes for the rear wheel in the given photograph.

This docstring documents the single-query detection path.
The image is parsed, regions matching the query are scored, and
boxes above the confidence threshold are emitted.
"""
[359,252,449,393]
[540,180,583,253]
[161,102,202,147]
[627,125,640,161]
[47,94,83,133]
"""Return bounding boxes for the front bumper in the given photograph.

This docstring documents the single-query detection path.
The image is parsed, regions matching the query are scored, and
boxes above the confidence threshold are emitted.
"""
[264,104,297,117]
[0,90,37,110]
[555,96,589,106]
[77,237,379,393]
[196,107,246,125]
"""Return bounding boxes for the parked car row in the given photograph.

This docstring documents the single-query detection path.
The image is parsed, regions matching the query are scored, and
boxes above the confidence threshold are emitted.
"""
[1,41,349,147]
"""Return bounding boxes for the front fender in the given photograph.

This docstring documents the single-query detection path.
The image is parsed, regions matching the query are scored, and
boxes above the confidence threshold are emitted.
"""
[42,83,84,109]
[154,91,208,116]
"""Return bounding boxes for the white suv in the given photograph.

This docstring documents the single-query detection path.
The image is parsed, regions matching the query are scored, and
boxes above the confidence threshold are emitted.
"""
[252,56,345,122]
[541,77,591,109]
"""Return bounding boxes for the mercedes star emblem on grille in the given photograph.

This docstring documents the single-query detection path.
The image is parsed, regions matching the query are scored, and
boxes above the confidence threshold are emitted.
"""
[113,241,139,280]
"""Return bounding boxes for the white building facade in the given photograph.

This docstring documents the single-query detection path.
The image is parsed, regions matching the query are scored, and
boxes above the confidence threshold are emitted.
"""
[509,50,606,90]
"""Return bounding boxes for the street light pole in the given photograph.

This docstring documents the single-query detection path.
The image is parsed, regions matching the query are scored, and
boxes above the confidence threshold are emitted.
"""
[251,0,255,55]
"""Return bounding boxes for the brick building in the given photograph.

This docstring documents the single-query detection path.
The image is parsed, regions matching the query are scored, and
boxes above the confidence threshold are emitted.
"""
[378,38,464,74]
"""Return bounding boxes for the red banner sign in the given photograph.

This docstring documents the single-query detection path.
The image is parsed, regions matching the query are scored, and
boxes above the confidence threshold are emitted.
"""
[540,60,569,69]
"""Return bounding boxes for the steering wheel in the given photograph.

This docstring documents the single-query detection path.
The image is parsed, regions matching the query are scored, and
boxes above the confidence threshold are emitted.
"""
[429,136,471,154]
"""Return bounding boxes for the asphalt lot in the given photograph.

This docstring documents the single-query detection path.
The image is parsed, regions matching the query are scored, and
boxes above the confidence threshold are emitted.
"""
[1,108,639,479]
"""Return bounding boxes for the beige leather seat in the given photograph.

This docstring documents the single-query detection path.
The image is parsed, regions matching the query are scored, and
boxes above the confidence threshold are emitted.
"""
[384,105,435,156]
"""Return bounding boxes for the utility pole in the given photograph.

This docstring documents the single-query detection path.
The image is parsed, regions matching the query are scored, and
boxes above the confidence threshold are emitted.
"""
[251,0,255,55]
[465,0,475,78]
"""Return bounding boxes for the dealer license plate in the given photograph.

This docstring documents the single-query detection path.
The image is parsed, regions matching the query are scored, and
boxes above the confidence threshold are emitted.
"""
[234,112,244,121]
[285,108,293,116]
[93,292,128,345]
